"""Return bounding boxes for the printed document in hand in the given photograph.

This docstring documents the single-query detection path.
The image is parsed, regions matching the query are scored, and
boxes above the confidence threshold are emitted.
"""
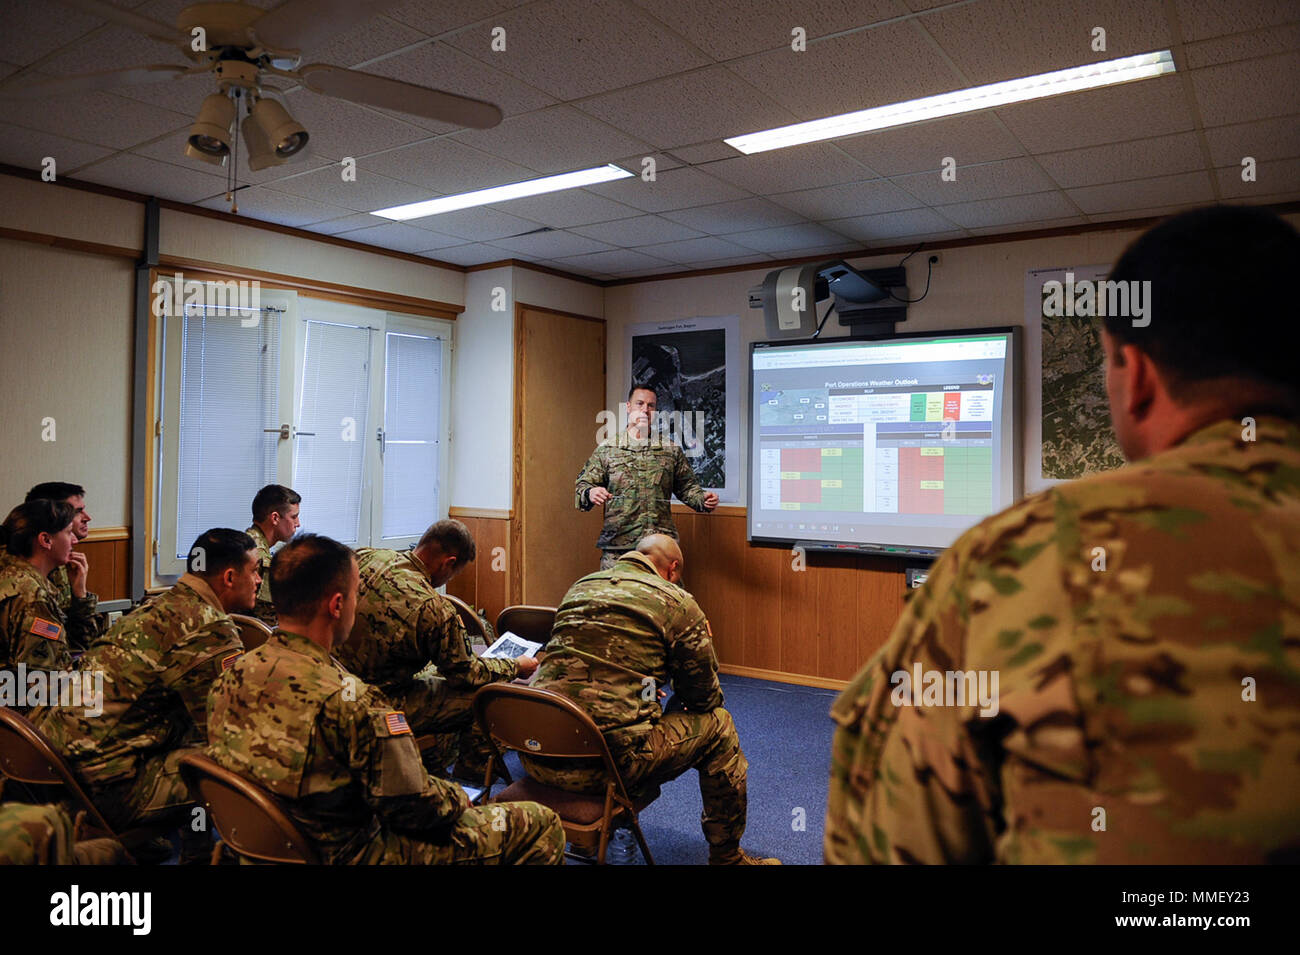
[482,631,543,660]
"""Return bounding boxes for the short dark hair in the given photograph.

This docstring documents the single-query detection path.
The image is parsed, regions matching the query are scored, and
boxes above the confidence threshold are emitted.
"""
[1104,205,1300,397]
[416,519,476,563]
[187,528,257,577]
[25,482,85,503]
[252,484,301,523]
[1,500,75,557]
[627,383,657,402]
[269,534,355,619]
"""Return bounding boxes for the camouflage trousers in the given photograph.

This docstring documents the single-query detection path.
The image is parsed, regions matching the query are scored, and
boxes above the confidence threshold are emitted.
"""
[524,707,749,850]
[400,674,497,775]
[90,747,210,861]
[354,801,565,865]
[599,550,633,570]
[0,803,75,864]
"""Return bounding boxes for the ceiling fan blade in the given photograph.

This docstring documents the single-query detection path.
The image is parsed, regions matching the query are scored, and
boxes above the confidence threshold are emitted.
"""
[0,65,197,99]
[299,65,504,129]
[250,0,405,54]
[55,0,186,43]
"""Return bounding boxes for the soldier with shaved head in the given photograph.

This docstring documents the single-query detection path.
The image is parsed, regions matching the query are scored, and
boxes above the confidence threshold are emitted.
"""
[524,533,779,865]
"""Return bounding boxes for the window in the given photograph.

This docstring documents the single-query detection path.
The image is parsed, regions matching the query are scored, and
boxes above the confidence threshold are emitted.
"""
[156,284,452,576]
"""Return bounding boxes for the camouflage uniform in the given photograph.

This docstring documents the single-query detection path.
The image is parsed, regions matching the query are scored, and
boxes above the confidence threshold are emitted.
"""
[0,803,75,864]
[522,551,750,852]
[0,557,77,673]
[336,548,519,768]
[575,433,709,568]
[826,416,1300,865]
[0,553,101,651]
[34,573,242,833]
[245,524,277,627]
[208,628,564,865]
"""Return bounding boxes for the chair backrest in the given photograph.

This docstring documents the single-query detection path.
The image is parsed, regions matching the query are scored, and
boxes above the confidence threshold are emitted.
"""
[443,593,485,641]
[0,707,120,837]
[178,753,320,864]
[229,614,273,653]
[495,605,556,647]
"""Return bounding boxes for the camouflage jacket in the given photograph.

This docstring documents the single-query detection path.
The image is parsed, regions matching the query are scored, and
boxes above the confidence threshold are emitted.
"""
[245,524,277,627]
[0,803,76,865]
[826,415,1300,865]
[207,629,471,864]
[575,434,709,551]
[0,558,76,672]
[336,548,518,705]
[532,551,723,749]
[35,574,242,788]
[0,553,99,653]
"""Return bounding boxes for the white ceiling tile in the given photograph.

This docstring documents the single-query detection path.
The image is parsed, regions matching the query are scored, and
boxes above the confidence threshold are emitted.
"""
[634,235,759,263]
[571,214,704,246]
[265,166,435,211]
[996,73,1193,152]
[723,222,854,253]
[0,122,114,173]
[919,0,1170,86]
[305,13,429,68]
[278,88,432,161]
[405,206,545,241]
[195,187,355,228]
[1036,132,1205,189]
[576,66,799,149]
[112,74,227,125]
[628,0,899,60]
[1066,171,1215,214]
[336,221,468,252]
[1190,52,1300,127]
[450,105,652,174]
[892,157,1057,204]
[1215,157,1300,198]
[443,0,712,100]
[489,188,643,228]
[357,138,536,193]
[0,0,103,66]
[826,207,960,241]
[306,213,385,235]
[660,197,807,233]
[491,229,618,257]
[586,165,750,212]
[1203,116,1300,166]
[609,151,684,175]
[1087,203,1202,223]
[1182,21,1300,69]
[967,215,1087,236]
[71,152,229,202]
[837,113,1025,177]
[666,141,743,164]
[384,0,538,39]
[767,178,920,219]
[933,190,1079,228]
[418,241,510,266]
[728,20,966,121]
[705,143,876,193]
[551,248,676,274]
[1174,0,1300,42]
[2,86,190,150]
[615,264,694,278]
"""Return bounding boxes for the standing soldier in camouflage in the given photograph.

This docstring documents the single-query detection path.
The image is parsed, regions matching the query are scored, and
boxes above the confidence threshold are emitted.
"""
[19,482,101,649]
[244,484,301,626]
[0,500,84,674]
[208,533,564,865]
[34,528,258,858]
[577,385,719,570]
[826,205,1300,865]
[524,533,779,864]
[336,519,537,776]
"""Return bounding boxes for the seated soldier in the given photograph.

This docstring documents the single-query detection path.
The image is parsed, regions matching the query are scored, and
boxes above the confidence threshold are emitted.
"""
[0,803,125,865]
[207,533,564,865]
[335,519,537,777]
[0,500,86,675]
[244,483,301,626]
[523,533,779,865]
[33,528,256,858]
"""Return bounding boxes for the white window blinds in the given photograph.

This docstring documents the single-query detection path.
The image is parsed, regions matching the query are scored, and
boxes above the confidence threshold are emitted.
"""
[382,330,442,541]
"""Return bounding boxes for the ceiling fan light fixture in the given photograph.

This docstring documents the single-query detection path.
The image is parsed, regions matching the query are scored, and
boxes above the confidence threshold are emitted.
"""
[249,96,309,158]
[186,92,236,162]
[241,112,285,172]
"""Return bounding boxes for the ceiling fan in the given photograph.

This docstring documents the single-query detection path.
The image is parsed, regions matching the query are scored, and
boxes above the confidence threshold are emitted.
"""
[2,0,504,173]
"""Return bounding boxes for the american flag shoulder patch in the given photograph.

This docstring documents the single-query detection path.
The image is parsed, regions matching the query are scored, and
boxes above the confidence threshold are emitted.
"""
[221,652,241,671]
[385,711,412,736]
[30,617,63,641]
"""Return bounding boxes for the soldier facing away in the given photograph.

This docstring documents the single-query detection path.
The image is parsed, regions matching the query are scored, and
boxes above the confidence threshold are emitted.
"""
[826,205,1300,864]
[207,533,564,865]
[244,483,301,626]
[524,533,779,864]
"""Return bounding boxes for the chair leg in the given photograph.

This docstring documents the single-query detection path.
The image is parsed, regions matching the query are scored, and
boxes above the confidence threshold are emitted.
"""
[595,785,616,864]
[209,839,224,866]
[629,817,654,866]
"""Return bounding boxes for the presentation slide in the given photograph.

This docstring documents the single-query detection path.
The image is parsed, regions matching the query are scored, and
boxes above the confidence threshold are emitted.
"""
[747,329,1020,556]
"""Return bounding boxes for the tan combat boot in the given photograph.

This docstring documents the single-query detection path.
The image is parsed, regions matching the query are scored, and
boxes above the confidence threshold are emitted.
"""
[709,846,782,865]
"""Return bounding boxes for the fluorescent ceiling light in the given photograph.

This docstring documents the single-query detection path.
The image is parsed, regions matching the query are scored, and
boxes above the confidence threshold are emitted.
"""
[725,50,1176,155]
[371,163,635,220]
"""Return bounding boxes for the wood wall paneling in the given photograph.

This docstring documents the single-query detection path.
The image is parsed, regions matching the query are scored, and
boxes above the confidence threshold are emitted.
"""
[78,527,130,601]
[445,511,513,628]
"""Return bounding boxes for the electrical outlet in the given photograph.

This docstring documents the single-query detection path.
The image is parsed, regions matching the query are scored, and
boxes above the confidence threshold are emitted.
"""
[928,253,942,268]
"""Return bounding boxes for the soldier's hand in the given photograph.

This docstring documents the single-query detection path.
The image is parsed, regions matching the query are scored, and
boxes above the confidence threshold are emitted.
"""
[514,655,539,680]
[589,487,612,506]
[702,492,719,511]
[66,551,89,597]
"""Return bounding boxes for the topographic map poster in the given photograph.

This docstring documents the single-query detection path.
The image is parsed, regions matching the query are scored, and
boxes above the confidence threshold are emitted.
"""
[1025,264,1125,490]
[627,315,740,502]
